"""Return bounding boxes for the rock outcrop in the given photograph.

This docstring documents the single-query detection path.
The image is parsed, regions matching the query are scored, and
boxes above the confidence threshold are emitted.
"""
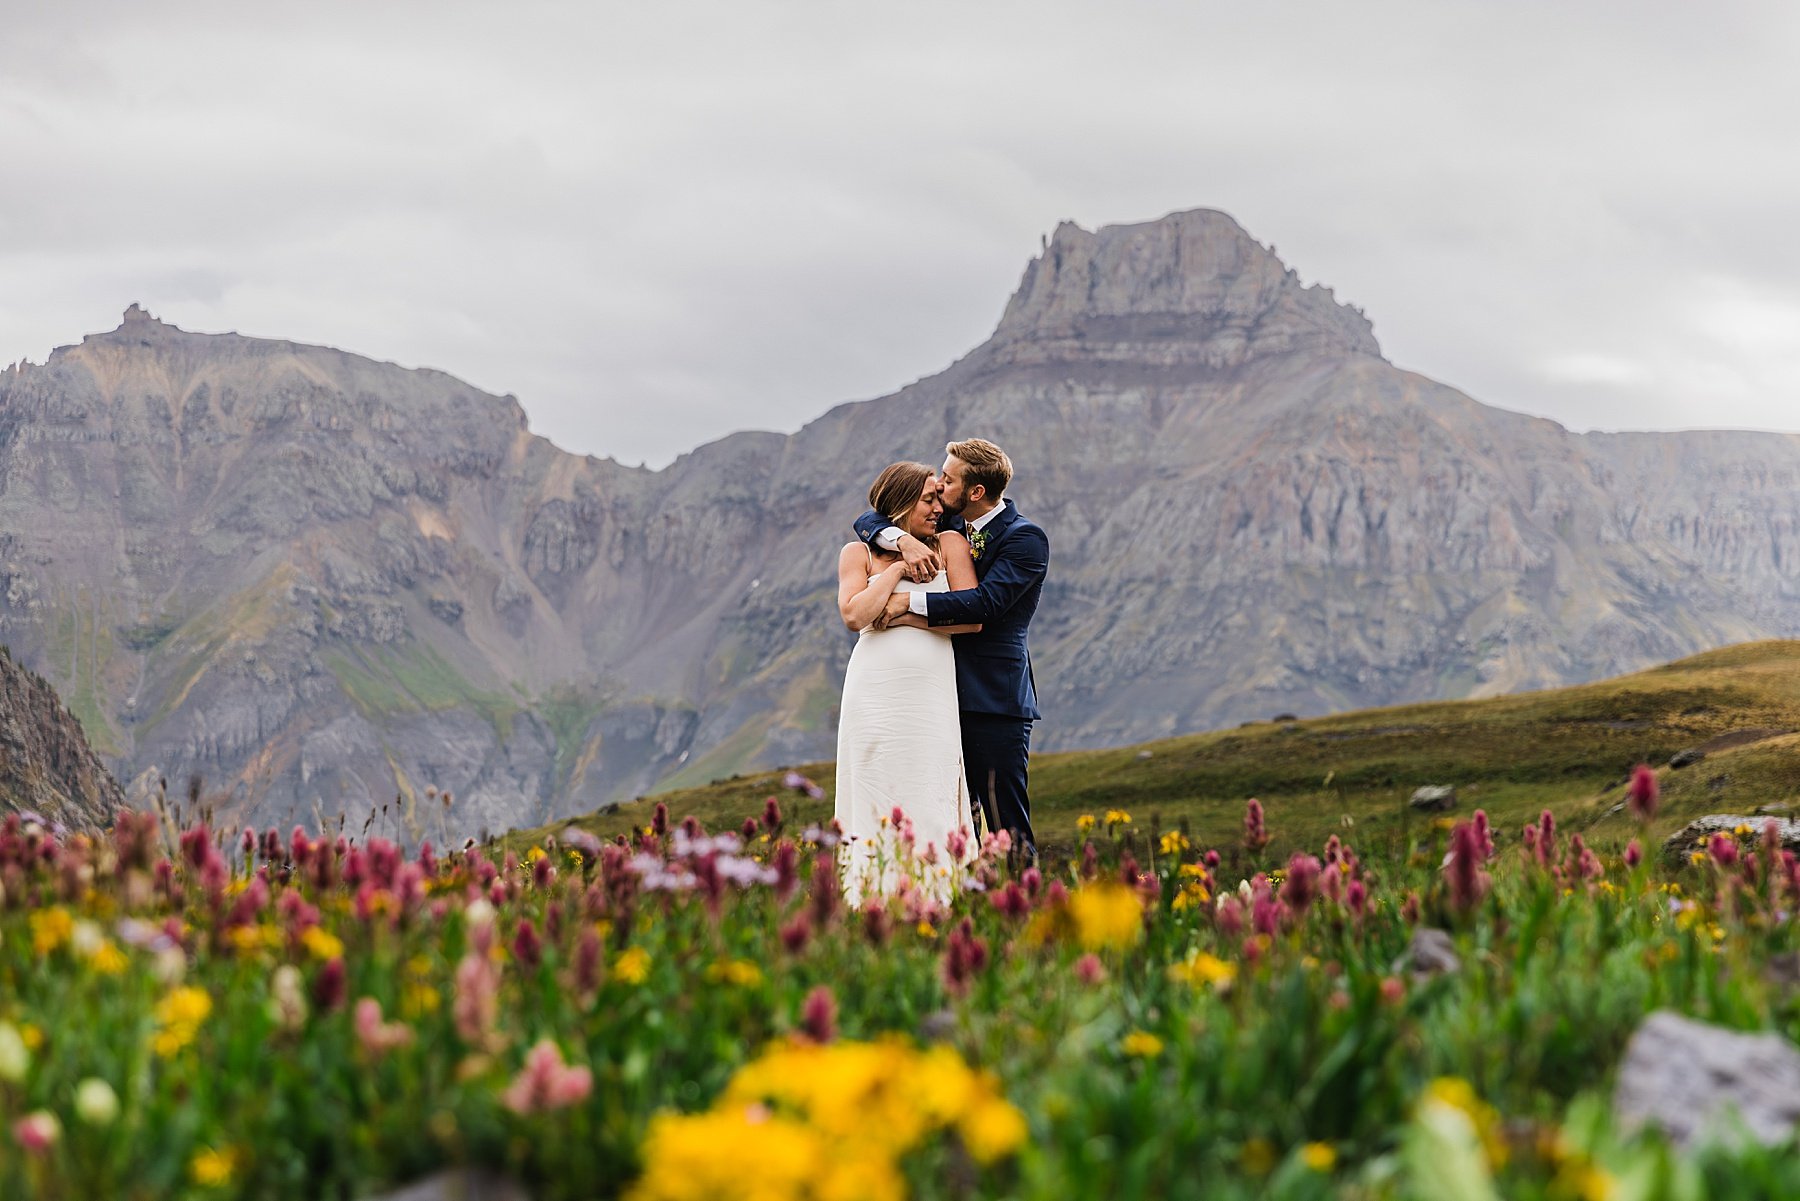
[0,646,123,830]
[9,208,1800,838]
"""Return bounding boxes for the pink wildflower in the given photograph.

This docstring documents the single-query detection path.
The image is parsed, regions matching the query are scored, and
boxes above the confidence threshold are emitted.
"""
[1281,853,1323,917]
[354,997,415,1056]
[12,1111,59,1154]
[1074,952,1107,985]
[1244,798,1269,856]
[1624,840,1643,869]
[500,1041,593,1115]
[453,953,500,1046]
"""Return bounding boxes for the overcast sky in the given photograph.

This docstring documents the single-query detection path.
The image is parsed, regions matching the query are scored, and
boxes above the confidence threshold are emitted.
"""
[4,0,1797,467]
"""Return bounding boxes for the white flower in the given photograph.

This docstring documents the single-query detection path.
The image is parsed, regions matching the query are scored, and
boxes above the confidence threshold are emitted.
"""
[74,1078,119,1127]
[0,1022,28,1083]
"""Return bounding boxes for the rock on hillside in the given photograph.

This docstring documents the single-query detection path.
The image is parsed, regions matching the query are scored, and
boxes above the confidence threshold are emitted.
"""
[0,645,123,830]
[7,212,1800,838]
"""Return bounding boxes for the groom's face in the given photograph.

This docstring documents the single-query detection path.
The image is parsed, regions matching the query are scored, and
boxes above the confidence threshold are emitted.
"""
[939,455,971,516]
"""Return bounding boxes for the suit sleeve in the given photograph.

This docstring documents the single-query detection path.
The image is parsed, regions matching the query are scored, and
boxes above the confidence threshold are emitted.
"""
[924,526,1048,626]
[851,510,888,547]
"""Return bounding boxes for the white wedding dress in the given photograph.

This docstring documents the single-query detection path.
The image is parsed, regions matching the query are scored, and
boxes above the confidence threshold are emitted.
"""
[835,568,971,907]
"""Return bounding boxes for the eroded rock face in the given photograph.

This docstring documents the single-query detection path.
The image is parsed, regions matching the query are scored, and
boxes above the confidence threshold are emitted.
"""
[10,209,1800,839]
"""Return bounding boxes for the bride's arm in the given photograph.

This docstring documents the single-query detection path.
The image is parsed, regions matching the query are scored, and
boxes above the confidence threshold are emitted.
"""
[837,543,905,631]
[922,532,982,636]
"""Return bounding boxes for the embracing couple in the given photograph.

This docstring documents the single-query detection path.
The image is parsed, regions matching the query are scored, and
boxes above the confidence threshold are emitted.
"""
[833,438,1049,906]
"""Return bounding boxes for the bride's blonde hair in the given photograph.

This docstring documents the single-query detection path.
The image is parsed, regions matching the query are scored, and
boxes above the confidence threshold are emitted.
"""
[869,462,941,547]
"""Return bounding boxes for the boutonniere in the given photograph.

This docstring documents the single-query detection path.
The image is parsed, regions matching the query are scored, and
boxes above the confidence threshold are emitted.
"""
[968,528,988,561]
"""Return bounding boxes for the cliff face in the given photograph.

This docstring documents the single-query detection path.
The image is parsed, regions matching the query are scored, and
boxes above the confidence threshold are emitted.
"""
[4,212,1800,839]
[0,646,123,830]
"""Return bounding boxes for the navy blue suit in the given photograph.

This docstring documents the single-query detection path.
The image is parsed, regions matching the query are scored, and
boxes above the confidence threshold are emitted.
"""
[851,499,1049,856]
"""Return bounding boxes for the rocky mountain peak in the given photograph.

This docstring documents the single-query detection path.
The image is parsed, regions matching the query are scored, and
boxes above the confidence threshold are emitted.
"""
[988,209,1382,368]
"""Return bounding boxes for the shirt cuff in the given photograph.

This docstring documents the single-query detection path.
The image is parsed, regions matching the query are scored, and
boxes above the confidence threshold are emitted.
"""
[875,526,904,551]
[908,592,929,617]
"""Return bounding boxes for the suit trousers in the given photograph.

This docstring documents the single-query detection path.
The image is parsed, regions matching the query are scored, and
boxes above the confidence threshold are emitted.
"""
[961,711,1034,858]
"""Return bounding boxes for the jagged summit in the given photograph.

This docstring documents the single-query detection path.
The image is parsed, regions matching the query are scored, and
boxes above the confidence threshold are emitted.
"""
[989,209,1382,368]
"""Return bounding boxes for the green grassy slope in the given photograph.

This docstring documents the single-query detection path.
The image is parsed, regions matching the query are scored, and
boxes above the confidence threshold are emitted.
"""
[507,641,1800,862]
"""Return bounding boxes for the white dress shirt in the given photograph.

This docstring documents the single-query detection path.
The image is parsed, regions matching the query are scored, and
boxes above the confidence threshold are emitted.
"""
[889,501,1007,617]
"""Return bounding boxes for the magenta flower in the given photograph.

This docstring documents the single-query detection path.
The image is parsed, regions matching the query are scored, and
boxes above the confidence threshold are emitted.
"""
[511,919,543,970]
[313,957,347,1012]
[1074,952,1107,985]
[1281,853,1323,917]
[1445,822,1491,914]
[1627,765,1659,822]
[1624,840,1643,869]
[800,986,837,1043]
[861,902,892,947]
[500,1041,593,1115]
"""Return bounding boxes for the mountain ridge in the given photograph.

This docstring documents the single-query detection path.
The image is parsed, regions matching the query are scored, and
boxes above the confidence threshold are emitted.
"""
[4,207,1800,840]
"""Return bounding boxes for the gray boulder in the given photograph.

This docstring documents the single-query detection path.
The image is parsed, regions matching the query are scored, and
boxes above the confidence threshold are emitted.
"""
[1614,1011,1800,1149]
[362,1172,530,1201]
[1395,927,1461,979]
[1661,815,1800,867]
[1408,785,1457,812]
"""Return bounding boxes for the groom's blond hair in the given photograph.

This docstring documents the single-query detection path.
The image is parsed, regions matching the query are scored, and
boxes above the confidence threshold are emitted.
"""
[946,438,1012,499]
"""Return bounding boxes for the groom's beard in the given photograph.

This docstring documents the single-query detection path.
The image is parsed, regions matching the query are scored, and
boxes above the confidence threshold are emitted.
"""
[939,495,966,518]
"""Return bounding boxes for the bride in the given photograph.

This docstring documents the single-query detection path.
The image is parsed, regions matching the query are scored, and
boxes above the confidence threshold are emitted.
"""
[834,462,981,906]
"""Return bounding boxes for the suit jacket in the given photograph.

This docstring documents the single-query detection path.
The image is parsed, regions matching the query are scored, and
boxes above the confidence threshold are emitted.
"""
[851,499,1048,721]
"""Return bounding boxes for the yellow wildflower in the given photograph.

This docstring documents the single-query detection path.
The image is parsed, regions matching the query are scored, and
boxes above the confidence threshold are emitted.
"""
[1076,814,1097,834]
[30,907,73,956]
[1067,883,1143,951]
[958,1096,1028,1165]
[19,1023,44,1052]
[916,921,937,939]
[401,983,442,1019]
[189,1146,238,1188]
[152,986,212,1058]
[1159,830,1190,855]
[628,1107,826,1201]
[1105,809,1132,828]
[1421,1077,1507,1168]
[301,926,344,961]
[90,940,129,975]
[1301,1142,1336,1172]
[615,946,650,985]
[1241,1137,1277,1175]
[1168,950,1237,992]
[705,959,764,988]
[526,845,547,863]
[227,924,281,955]
[1121,1031,1164,1058]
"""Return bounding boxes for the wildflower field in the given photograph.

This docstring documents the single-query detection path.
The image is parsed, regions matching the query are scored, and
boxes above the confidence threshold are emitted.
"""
[6,754,1800,1200]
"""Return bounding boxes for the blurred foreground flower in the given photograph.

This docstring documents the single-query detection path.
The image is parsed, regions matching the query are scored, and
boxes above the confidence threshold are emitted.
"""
[1065,882,1143,952]
[501,1040,593,1115]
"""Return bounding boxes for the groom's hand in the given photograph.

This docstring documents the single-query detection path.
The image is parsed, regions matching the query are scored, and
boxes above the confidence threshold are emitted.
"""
[895,533,941,582]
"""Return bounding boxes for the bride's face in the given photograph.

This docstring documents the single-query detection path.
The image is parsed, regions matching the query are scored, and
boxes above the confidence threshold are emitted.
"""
[901,476,944,539]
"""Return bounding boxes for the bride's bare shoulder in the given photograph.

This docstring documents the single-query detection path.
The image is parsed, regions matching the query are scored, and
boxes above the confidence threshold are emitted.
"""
[839,541,872,564]
[938,530,971,554]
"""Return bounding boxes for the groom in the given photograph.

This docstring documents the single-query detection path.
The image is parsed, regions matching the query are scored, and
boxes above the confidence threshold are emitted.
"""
[853,438,1049,862]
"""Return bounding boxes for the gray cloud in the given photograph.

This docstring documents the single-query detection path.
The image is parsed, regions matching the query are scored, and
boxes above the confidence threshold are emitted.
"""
[3,0,1797,465]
